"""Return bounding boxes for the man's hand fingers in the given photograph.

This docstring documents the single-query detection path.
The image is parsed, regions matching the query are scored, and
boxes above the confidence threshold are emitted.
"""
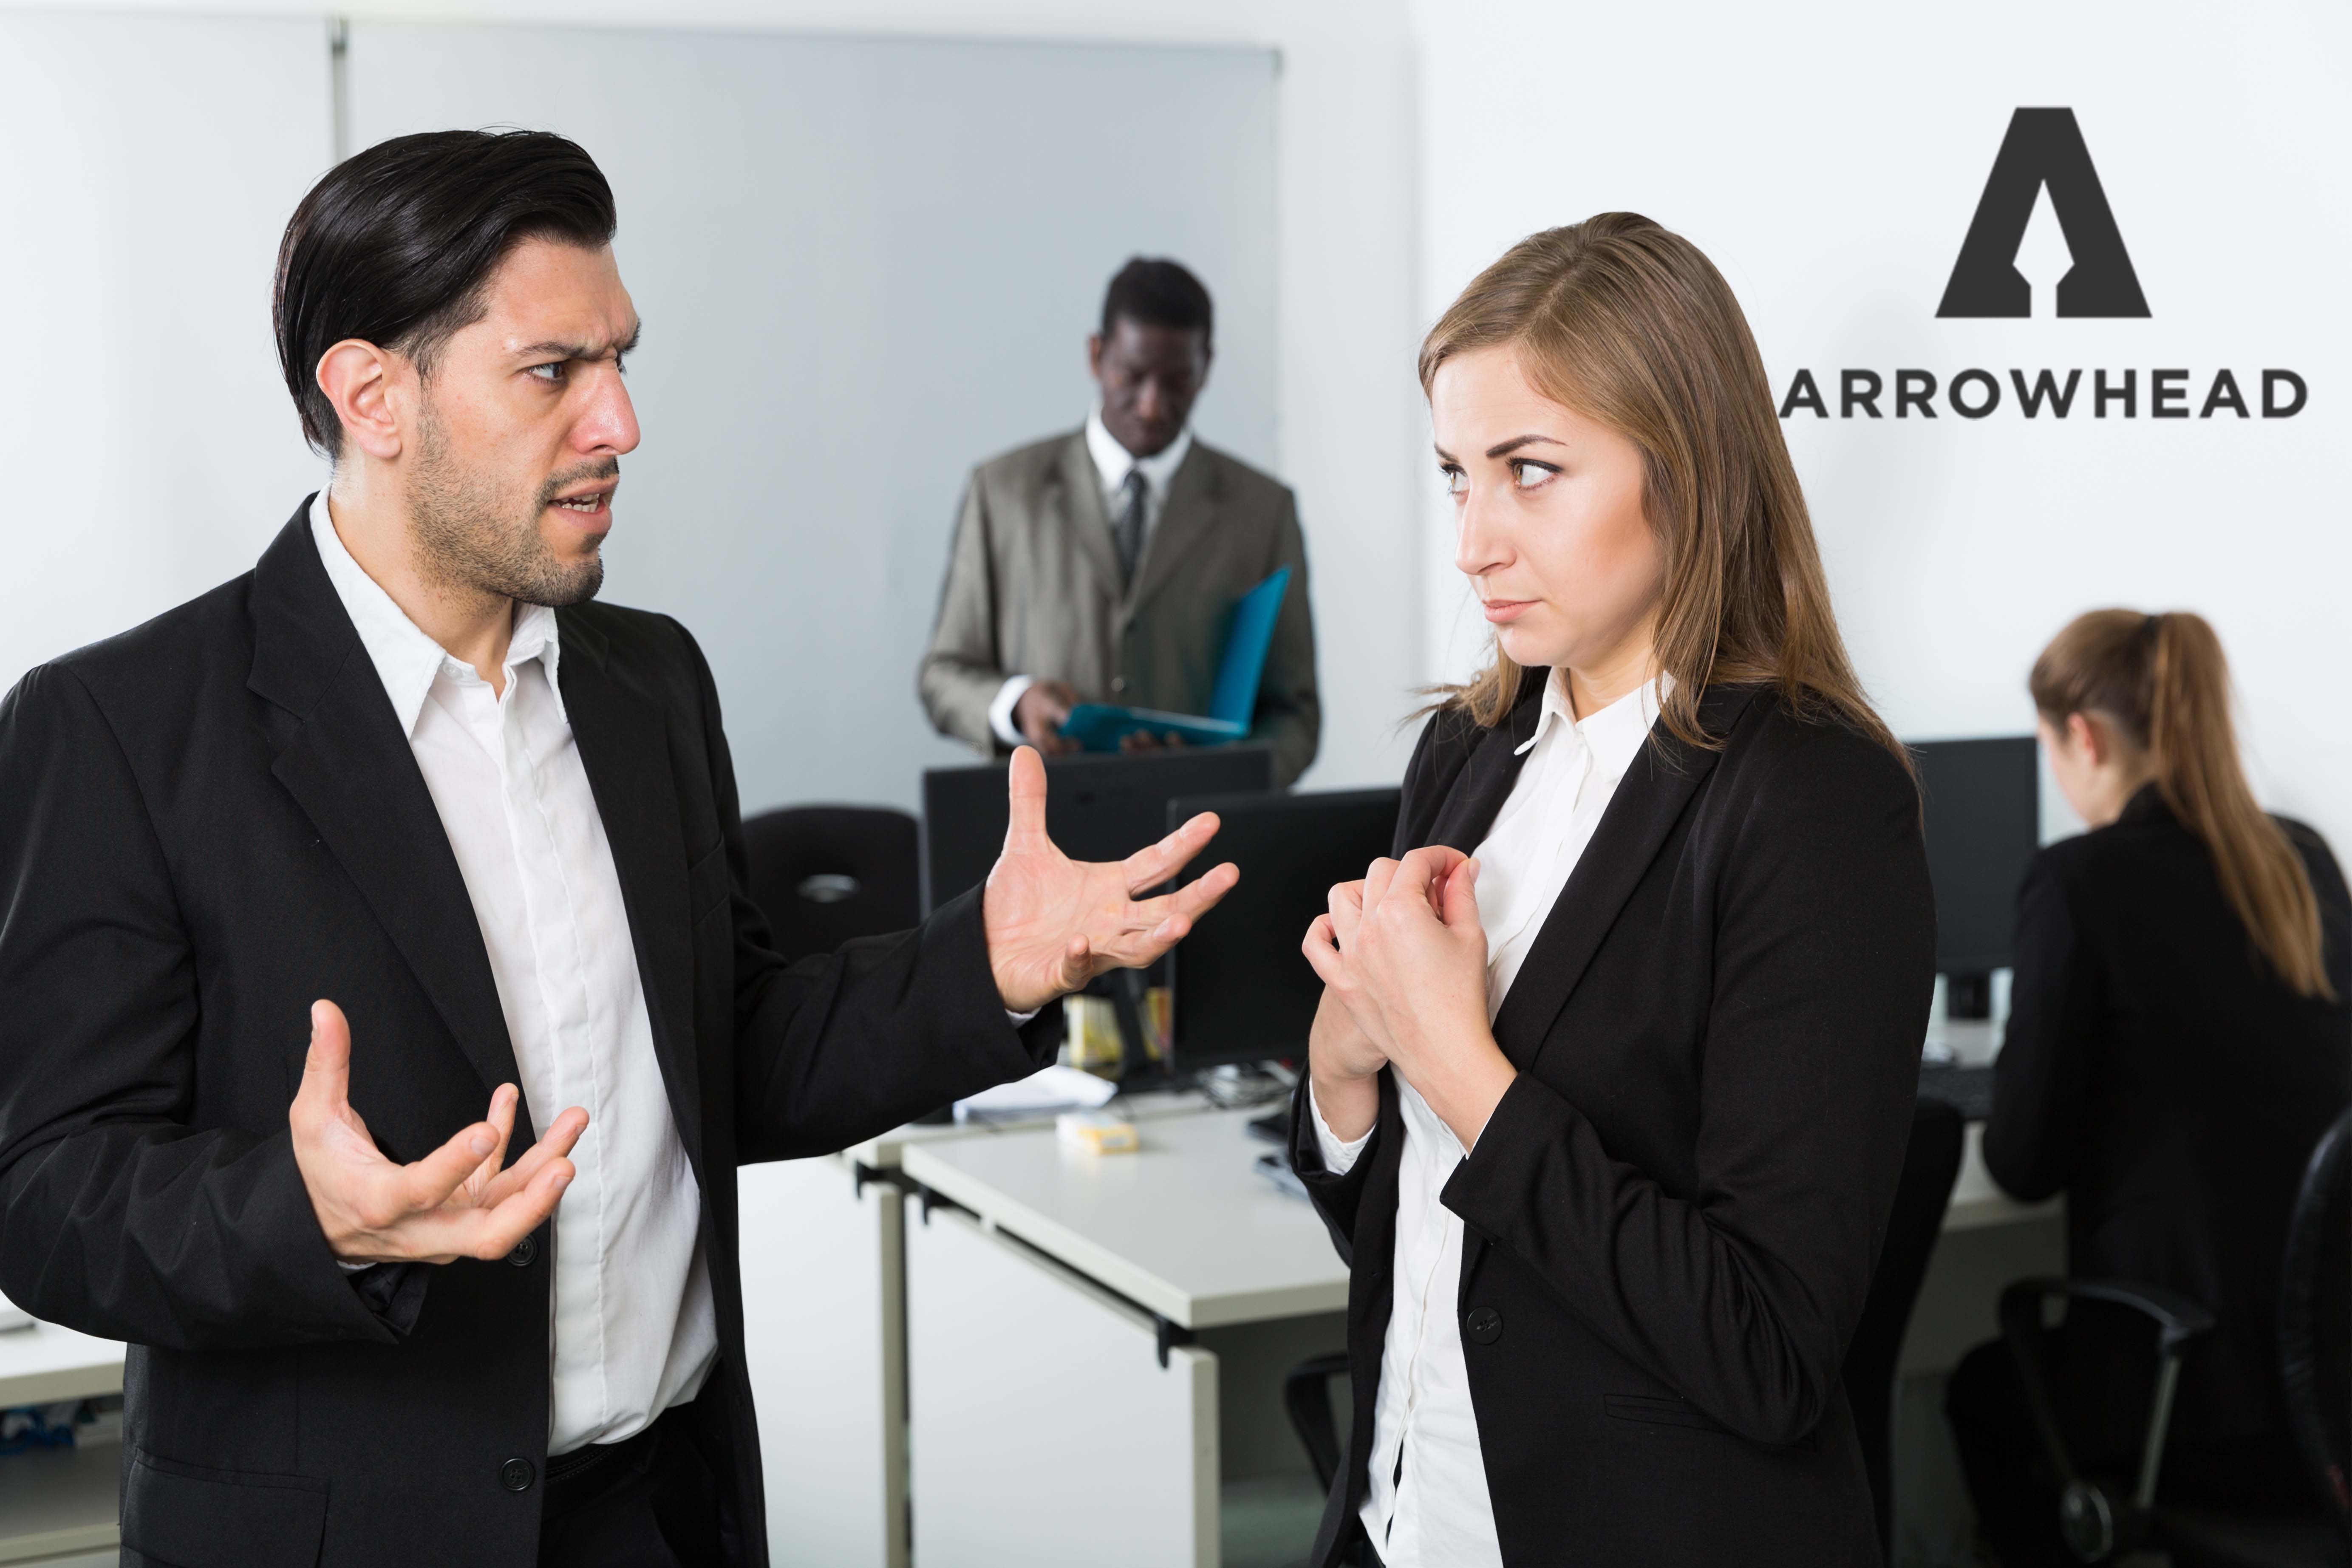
[1362,857,1401,914]
[398,1118,507,1215]
[479,1105,589,1207]
[296,1000,354,1124]
[1122,811,1220,895]
[1004,746,1051,851]
[414,1159,577,1263]
[1328,879,1365,949]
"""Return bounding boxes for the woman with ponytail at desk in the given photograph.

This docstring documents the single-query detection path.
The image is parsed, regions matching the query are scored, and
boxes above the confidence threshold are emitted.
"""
[1949,610,2352,1564]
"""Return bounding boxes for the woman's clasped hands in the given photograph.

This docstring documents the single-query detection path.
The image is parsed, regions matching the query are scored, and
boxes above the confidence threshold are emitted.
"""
[1301,846,1518,1152]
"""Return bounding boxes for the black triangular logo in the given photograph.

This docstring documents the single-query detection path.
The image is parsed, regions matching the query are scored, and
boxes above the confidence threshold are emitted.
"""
[1937,108,2150,319]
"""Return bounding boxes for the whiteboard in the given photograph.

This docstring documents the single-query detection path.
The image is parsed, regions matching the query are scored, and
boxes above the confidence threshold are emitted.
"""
[347,23,1282,815]
[0,9,331,691]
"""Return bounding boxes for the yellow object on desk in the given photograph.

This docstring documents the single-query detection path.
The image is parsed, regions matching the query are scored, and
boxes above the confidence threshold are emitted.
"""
[1056,1109,1138,1154]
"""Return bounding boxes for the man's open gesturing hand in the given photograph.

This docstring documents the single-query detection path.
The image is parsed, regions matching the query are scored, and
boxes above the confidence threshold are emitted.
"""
[291,1000,588,1266]
[984,746,1240,1014]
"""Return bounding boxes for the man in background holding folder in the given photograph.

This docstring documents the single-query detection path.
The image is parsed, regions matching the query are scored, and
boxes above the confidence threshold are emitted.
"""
[920,258,1320,786]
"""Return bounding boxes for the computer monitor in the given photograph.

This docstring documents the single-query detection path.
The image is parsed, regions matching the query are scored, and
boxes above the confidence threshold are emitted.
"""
[1162,787,1402,1071]
[1910,736,2041,1019]
[920,745,1276,913]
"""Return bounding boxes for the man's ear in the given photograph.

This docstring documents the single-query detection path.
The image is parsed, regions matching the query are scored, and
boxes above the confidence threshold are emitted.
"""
[316,339,406,462]
[1085,332,1105,384]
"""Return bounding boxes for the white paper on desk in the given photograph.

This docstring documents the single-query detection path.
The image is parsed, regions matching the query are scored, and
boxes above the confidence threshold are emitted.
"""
[954,1064,1118,1122]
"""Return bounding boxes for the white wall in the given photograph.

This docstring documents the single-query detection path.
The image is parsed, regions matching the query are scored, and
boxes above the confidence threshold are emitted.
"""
[0,9,329,688]
[3,0,1429,801]
[1412,0,2352,853]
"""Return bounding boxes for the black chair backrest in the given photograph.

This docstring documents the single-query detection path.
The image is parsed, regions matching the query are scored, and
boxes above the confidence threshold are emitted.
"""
[739,806,920,965]
[1845,1096,1967,1562]
[2280,1104,2352,1537]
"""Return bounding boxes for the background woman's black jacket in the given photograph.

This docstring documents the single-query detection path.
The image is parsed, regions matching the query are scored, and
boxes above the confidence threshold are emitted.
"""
[1984,785,2352,1462]
[1288,677,1935,1567]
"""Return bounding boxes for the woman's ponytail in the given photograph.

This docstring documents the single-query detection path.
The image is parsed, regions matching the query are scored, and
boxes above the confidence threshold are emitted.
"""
[2031,609,2332,1000]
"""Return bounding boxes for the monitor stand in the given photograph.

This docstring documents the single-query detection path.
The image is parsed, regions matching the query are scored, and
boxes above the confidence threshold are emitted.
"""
[1945,970,1993,1021]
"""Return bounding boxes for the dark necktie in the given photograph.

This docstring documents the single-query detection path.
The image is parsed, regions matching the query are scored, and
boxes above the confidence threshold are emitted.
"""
[1114,470,1148,589]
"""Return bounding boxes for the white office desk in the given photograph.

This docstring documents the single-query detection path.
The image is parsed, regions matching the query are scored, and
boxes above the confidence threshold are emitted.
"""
[0,1320,125,1564]
[900,1108,1346,1332]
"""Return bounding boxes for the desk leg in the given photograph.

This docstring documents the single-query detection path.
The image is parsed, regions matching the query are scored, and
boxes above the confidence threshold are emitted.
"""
[908,1206,1217,1568]
[739,1155,907,1568]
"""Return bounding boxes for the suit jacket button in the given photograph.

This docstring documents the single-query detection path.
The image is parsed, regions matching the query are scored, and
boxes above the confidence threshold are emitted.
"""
[1111,677,1127,693]
[507,1234,538,1268]
[500,1458,536,1492]
[1466,1306,1503,1345]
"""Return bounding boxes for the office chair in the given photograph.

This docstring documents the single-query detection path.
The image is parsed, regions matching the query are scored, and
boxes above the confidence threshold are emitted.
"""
[1999,1104,2352,1566]
[1845,1096,1967,1561]
[738,805,920,965]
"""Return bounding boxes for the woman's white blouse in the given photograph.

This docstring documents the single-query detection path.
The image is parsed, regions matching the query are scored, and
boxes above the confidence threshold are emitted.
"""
[1310,671,1663,1567]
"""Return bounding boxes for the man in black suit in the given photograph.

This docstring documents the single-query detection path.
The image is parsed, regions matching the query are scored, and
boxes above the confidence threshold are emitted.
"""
[0,129,1233,1568]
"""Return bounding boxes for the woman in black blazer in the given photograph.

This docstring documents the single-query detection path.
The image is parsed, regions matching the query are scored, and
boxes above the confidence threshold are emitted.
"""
[1287,214,1935,1568]
[1948,610,2352,1563]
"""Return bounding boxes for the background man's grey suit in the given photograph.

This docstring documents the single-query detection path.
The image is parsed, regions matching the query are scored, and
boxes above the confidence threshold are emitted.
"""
[920,430,1319,787]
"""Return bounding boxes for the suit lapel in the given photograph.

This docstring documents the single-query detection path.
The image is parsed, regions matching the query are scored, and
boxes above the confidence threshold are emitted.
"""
[1486,685,1758,1073]
[1424,677,1548,854]
[1125,445,1220,617]
[1048,431,1124,602]
[556,616,705,1177]
[248,505,525,1112]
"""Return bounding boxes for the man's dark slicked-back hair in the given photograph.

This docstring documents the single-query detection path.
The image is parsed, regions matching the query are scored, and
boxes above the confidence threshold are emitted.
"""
[1100,257,1213,343]
[273,128,617,457]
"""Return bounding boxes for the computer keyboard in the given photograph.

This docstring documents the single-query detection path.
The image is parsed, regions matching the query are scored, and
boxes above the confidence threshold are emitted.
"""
[1246,1109,1288,1144]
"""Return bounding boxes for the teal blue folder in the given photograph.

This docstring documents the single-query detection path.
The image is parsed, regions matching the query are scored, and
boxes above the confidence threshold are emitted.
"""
[1058,567,1291,752]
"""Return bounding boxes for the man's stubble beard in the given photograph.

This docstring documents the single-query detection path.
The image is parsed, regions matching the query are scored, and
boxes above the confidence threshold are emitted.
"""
[406,399,611,610]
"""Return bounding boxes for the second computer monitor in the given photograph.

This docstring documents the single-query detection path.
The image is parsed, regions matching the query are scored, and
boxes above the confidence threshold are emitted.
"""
[920,745,1276,913]
[1910,735,2041,1018]
[1163,787,1403,1072]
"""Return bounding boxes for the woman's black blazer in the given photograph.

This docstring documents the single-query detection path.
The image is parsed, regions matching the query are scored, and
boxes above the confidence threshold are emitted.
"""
[1288,676,1935,1567]
[1984,785,2352,1463]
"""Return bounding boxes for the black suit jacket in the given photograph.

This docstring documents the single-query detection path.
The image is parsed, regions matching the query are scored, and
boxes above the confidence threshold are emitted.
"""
[0,503,1052,1568]
[1984,785,2352,1461]
[1289,677,1934,1567]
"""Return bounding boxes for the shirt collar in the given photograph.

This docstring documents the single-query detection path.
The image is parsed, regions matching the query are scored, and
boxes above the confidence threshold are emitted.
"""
[1084,403,1193,500]
[308,490,565,735]
[1516,668,1668,777]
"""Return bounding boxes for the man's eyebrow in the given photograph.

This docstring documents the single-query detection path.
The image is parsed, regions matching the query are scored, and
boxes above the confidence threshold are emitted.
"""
[515,323,642,361]
[1484,433,1567,459]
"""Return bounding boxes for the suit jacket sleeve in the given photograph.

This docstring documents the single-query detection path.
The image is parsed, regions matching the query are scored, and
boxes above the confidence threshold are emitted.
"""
[1438,734,1931,1448]
[671,625,1053,1160]
[1983,853,2103,1200]
[1251,496,1319,787]
[919,470,1007,753]
[0,665,408,1350]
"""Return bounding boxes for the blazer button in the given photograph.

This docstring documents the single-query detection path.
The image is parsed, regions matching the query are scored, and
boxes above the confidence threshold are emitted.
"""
[499,1457,536,1493]
[507,1234,538,1268]
[1111,677,1127,693]
[1465,1306,1503,1345]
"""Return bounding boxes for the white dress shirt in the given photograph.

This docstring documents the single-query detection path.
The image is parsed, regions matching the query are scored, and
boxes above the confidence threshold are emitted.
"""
[1310,671,1664,1567]
[986,407,1197,745]
[310,495,716,1456]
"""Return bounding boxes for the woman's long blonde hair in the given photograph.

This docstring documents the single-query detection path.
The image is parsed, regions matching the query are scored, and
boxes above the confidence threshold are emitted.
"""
[2031,610,2333,999]
[1422,213,1896,763]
